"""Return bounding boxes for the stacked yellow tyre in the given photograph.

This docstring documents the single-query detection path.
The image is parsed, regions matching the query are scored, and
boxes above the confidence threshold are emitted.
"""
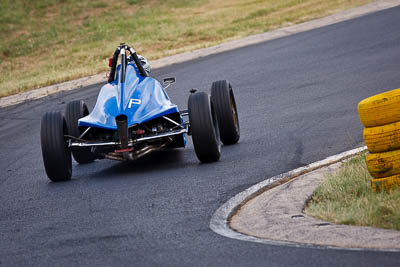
[358,88,400,191]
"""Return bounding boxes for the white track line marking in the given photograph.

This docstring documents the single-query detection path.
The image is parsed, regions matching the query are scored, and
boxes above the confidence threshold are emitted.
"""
[209,146,400,252]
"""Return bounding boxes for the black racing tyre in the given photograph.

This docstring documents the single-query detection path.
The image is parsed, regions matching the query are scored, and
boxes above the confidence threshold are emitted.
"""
[40,111,72,182]
[188,92,221,163]
[211,80,240,145]
[65,100,95,164]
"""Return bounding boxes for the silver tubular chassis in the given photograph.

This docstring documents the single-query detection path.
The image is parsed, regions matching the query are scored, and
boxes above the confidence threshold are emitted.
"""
[66,111,190,161]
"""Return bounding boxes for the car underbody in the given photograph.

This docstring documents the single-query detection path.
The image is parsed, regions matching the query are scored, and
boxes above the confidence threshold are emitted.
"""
[67,111,189,161]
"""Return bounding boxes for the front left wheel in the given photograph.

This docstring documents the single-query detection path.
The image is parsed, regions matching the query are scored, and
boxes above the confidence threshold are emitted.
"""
[65,100,95,164]
[40,111,72,182]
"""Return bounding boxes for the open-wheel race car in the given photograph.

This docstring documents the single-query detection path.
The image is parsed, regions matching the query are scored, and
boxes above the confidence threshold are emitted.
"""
[40,43,240,182]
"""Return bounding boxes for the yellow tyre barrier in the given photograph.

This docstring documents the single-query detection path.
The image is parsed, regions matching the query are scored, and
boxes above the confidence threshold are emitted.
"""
[366,150,400,178]
[371,175,400,192]
[358,88,400,127]
[364,122,400,153]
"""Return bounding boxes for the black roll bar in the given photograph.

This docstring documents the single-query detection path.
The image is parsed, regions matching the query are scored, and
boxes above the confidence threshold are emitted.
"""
[108,47,120,83]
[108,43,148,83]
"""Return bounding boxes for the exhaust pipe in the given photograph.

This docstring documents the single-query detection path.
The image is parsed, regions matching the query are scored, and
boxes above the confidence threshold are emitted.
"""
[116,115,128,150]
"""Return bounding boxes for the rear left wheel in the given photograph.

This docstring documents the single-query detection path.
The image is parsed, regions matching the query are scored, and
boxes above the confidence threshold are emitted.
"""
[40,111,72,182]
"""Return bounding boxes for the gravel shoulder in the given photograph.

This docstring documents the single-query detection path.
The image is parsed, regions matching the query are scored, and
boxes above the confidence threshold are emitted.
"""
[230,159,400,251]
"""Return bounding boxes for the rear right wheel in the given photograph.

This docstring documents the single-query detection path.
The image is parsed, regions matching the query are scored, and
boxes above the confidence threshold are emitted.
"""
[188,92,221,163]
[40,111,72,182]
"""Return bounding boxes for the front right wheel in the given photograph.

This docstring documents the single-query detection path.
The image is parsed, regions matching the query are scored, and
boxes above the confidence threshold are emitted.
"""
[188,92,221,163]
[211,80,240,145]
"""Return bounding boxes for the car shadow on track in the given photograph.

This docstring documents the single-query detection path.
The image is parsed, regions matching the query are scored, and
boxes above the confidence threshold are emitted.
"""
[45,141,242,184]
[74,148,194,180]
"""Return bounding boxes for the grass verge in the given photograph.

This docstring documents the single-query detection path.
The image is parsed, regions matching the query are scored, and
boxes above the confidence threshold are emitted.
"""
[305,154,400,231]
[0,0,374,97]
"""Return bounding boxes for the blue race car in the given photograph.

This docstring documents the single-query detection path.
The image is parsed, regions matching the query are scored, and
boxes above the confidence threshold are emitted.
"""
[40,43,240,182]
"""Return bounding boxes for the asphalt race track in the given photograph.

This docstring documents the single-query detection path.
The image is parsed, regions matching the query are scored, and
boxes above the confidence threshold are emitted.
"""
[1,6,400,267]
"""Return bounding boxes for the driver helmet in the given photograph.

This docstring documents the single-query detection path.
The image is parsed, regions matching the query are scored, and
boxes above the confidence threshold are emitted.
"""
[137,55,151,74]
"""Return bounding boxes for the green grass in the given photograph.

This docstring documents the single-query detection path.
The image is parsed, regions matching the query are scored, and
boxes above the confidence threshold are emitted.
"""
[305,154,400,230]
[0,0,374,97]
